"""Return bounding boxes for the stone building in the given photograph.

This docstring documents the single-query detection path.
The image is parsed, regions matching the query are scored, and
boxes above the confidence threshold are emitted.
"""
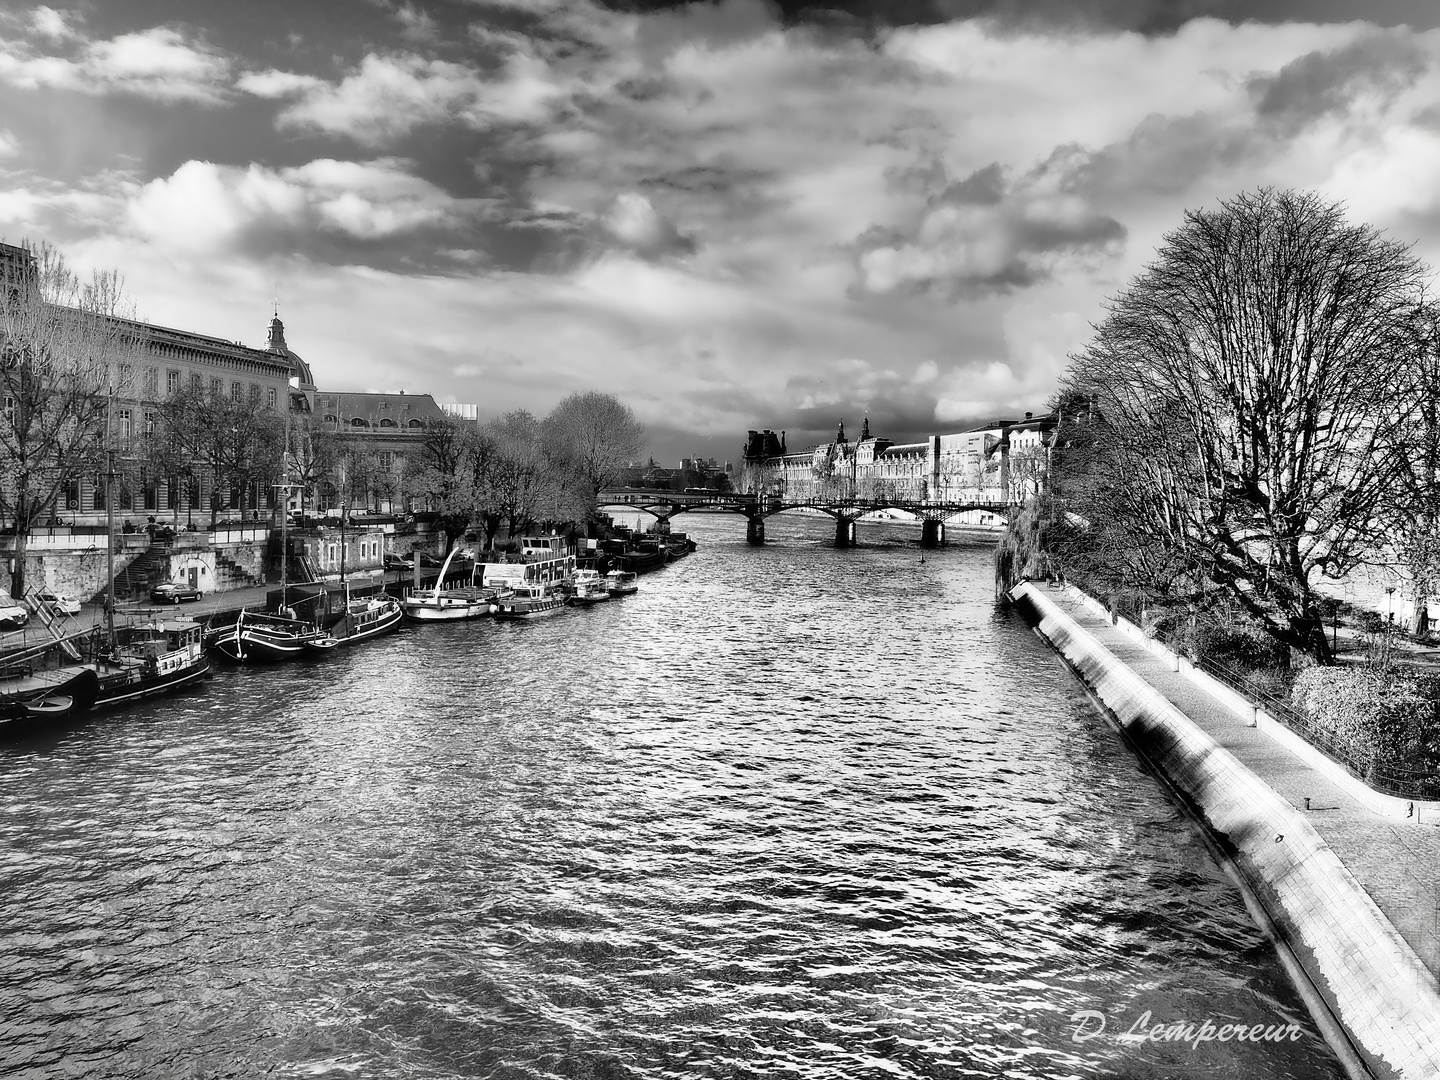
[740,414,1056,504]
[1,241,307,527]
[309,390,449,514]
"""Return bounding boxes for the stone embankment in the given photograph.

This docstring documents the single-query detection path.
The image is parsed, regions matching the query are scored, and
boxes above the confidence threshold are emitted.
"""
[1010,580,1440,1080]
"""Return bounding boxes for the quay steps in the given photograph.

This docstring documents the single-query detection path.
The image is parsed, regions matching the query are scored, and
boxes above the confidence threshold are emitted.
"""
[103,544,169,603]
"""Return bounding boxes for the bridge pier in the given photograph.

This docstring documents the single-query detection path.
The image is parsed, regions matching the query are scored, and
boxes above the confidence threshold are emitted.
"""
[921,519,945,548]
[834,517,857,547]
[746,516,766,545]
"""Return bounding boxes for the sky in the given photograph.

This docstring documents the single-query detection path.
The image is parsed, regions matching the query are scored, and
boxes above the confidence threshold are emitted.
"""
[3,0,1440,463]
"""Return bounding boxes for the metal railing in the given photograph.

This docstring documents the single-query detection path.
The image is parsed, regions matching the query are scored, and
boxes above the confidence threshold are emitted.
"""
[1193,653,1440,801]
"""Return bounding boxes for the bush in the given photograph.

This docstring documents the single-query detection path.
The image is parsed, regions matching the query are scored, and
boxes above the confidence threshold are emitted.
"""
[1290,667,1440,780]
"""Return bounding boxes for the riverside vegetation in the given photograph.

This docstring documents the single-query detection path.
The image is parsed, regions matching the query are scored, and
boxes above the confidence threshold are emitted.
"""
[998,188,1440,798]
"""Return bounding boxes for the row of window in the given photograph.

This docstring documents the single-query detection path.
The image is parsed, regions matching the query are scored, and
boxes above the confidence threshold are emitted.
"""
[319,414,425,429]
[155,368,278,408]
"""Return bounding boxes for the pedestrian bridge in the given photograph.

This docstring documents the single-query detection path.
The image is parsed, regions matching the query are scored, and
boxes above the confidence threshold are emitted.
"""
[595,488,1012,546]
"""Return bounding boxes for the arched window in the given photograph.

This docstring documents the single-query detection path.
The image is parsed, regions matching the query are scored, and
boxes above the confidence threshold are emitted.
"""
[408,418,424,429]
[351,417,369,428]
[379,418,396,428]
[323,414,337,425]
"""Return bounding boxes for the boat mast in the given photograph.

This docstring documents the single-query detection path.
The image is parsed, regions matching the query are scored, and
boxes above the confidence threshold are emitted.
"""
[279,397,291,614]
[104,386,116,654]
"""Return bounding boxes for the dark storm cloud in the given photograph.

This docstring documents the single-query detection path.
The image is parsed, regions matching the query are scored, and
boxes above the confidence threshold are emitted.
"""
[1077,113,1263,197]
[597,0,1440,34]
[1249,31,1431,134]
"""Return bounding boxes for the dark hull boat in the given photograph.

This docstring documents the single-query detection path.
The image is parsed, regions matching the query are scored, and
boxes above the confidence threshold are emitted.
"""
[89,620,211,707]
[492,584,567,620]
[321,595,404,647]
[0,665,99,734]
[211,610,333,663]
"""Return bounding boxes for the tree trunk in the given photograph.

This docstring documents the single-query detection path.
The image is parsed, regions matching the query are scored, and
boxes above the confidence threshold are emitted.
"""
[9,527,28,600]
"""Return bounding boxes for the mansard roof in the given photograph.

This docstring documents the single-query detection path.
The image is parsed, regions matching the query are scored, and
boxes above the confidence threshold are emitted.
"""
[314,390,447,428]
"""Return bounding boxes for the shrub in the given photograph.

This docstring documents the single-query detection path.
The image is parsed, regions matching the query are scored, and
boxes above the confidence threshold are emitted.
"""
[1290,667,1440,781]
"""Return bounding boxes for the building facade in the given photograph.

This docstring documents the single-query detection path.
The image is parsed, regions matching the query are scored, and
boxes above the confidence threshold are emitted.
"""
[740,414,1056,505]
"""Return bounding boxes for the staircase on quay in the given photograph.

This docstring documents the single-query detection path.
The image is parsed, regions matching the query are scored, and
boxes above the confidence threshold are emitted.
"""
[105,544,170,603]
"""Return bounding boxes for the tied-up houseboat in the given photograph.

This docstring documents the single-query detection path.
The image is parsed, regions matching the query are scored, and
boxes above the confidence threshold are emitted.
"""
[89,618,211,707]
[210,609,335,663]
[328,593,404,644]
[477,536,576,596]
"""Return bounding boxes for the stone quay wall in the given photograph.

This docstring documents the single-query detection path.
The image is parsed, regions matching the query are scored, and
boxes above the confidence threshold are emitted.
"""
[1011,580,1440,1080]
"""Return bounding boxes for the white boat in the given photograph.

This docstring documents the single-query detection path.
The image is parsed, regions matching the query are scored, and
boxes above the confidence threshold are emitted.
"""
[477,536,576,594]
[402,546,500,622]
[605,570,639,596]
[568,569,610,605]
[492,583,567,620]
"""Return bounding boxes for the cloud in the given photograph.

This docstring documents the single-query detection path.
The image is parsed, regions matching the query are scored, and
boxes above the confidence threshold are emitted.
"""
[855,151,1126,297]
[1249,29,1430,134]
[0,25,231,103]
[30,6,78,42]
[251,48,570,145]
[601,192,695,258]
[0,129,18,158]
[235,68,325,99]
[125,158,497,266]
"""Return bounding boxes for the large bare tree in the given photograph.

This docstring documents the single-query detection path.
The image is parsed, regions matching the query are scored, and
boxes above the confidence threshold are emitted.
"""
[541,391,646,520]
[1059,189,1429,661]
[156,383,284,527]
[1383,304,1440,637]
[1,241,139,598]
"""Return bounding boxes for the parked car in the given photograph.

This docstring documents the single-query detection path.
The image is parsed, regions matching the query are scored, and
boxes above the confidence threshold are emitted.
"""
[384,553,416,571]
[151,582,203,604]
[36,589,81,616]
[0,603,28,631]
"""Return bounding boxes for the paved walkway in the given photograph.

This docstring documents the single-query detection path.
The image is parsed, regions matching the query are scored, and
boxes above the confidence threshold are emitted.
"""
[1044,585,1440,981]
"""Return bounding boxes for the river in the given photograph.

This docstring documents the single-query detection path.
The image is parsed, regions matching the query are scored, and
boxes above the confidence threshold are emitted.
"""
[0,513,1345,1079]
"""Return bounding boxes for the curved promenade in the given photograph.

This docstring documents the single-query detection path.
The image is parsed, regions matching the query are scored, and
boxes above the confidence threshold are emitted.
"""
[1010,580,1440,1080]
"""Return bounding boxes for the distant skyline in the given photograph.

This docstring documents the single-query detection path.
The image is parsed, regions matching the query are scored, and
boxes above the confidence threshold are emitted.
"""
[4,0,1440,462]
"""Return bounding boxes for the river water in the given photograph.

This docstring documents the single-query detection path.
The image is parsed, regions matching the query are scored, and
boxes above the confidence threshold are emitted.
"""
[0,513,1345,1079]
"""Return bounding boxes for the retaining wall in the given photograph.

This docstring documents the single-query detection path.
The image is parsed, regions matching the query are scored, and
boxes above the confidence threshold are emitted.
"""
[1011,580,1440,1080]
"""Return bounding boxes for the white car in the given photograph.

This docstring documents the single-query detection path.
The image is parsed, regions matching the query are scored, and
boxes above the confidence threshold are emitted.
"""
[36,589,81,616]
[0,603,28,631]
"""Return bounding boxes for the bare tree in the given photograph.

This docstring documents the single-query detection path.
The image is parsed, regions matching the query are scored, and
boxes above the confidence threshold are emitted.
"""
[1,241,140,597]
[156,383,284,527]
[488,410,556,541]
[1383,304,1440,638]
[287,412,342,518]
[1059,189,1428,662]
[541,391,646,520]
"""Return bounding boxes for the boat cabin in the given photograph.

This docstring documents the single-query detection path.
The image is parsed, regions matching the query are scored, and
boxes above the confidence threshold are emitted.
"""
[478,536,576,590]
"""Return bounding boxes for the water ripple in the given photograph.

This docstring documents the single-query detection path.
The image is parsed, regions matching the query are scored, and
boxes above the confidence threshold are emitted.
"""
[0,516,1343,1078]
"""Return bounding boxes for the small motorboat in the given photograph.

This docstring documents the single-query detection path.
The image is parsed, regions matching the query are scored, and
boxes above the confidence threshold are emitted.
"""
[567,569,610,606]
[492,583,567,620]
[604,570,639,596]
